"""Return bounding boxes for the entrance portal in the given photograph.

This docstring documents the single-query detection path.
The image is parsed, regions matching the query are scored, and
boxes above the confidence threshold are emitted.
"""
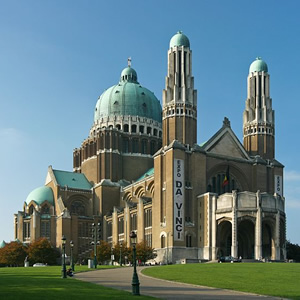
[238,219,254,259]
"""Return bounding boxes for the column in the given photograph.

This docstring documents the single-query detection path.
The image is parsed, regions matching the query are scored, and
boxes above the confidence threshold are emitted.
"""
[274,211,280,260]
[211,195,217,260]
[231,191,238,258]
[255,191,262,260]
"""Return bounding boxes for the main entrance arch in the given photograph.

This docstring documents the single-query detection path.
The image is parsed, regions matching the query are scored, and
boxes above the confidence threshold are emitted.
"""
[237,219,255,259]
[217,220,232,257]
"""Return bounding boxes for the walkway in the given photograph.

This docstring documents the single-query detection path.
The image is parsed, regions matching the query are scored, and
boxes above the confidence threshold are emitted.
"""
[75,266,284,299]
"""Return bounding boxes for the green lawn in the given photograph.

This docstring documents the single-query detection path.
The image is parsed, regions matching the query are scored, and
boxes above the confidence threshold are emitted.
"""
[143,263,300,299]
[0,266,154,299]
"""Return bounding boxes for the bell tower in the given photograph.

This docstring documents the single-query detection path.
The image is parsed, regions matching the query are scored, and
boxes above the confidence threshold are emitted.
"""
[243,57,275,160]
[162,31,197,147]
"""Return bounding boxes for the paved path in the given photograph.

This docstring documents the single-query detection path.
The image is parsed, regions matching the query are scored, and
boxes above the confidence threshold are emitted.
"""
[75,266,284,299]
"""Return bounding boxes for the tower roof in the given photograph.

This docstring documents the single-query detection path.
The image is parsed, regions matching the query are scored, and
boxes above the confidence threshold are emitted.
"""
[169,31,190,48]
[94,66,162,123]
[249,57,268,73]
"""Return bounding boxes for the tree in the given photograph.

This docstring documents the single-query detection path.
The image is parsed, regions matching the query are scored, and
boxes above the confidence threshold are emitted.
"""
[135,241,156,264]
[91,240,111,264]
[28,238,59,265]
[0,241,28,266]
[112,243,131,265]
[286,240,300,262]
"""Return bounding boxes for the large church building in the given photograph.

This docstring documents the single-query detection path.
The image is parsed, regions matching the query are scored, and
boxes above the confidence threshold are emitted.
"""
[14,32,286,263]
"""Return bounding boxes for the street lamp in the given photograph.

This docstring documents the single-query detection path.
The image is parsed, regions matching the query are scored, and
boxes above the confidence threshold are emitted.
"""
[70,240,74,271]
[61,235,67,278]
[91,222,101,269]
[119,242,122,266]
[130,231,140,296]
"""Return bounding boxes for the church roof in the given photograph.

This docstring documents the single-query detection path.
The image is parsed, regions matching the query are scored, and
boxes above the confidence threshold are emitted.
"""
[0,240,6,248]
[53,170,92,190]
[135,167,154,182]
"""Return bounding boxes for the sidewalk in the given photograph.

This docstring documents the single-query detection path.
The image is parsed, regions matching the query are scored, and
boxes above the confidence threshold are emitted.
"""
[75,266,283,299]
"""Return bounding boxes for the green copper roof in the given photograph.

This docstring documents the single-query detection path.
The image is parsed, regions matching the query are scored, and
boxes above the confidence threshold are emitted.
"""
[170,31,190,48]
[94,67,162,123]
[0,240,6,248]
[249,57,268,73]
[25,186,54,206]
[53,170,92,190]
[136,167,154,182]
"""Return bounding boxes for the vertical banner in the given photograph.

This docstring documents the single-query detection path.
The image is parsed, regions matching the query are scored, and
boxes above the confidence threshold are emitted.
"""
[174,159,184,241]
[274,175,283,196]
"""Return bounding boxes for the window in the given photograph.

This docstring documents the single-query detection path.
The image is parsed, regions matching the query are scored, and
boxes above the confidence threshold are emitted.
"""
[130,214,137,231]
[122,138,129,153]
[161,235,166,248]
[150,141,156,155]
[41,221,50,238]
[132,124,137,133]
[144,209,152,228]
[23,222,30,240]
[71,201,85,216]
[123,124,129,132]
[141,140,147,154]
[41,205,50,215]
[186,234,192,247]
[118,217,124,234]
[132,139,139,153]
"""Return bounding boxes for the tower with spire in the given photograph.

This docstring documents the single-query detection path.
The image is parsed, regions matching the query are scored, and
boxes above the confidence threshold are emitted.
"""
[162,31,197,147]
[243,57,275,160]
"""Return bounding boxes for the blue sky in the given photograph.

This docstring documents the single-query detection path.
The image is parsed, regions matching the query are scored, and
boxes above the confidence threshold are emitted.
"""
[0,0,299,245]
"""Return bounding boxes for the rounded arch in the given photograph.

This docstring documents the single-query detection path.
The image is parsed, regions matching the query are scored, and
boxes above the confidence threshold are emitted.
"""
[68,195,90,216]
[237,217,255,259]
[207,163,250,194]
[123,191,132,202]
[217,219,232,257]
[262,220,274,259]
[135,186,145,198]
[147,180,155,196]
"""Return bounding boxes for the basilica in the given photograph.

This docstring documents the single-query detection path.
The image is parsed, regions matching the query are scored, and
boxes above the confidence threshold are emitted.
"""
[14,32,286,263]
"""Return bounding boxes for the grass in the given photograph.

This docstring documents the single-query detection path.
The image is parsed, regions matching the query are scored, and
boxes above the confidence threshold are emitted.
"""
[143,262,300,299]
[0,265,154,300]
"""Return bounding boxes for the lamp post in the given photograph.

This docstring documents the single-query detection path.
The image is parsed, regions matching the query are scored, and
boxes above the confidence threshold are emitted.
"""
[61,235,67,278]
[119,242,122,266]
[130,231,140,296]
[70,240,74,271]
[91,222,101,269]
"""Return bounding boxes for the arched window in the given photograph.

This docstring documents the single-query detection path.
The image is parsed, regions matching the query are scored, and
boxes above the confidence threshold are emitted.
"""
[124,124,129,132]
[161,235,166,248]
[41,205,50,215]
[71,201,85,216]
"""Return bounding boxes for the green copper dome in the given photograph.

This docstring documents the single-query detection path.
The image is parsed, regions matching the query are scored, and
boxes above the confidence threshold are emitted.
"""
[170,31,190,48]
[94,66,162,123]
[249,57,268,73]
[25,186,54,206]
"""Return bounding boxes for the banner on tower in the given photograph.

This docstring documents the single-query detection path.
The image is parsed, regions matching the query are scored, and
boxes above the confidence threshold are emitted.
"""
[274,175,283,197]
[174,159,184,241]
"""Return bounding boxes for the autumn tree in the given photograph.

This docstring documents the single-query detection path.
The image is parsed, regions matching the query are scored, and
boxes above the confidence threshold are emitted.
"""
[135,241,156,264]
[28,238,59,265]
[91,240,111,264]
[0,241,28,266]
[112,243,131,265]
